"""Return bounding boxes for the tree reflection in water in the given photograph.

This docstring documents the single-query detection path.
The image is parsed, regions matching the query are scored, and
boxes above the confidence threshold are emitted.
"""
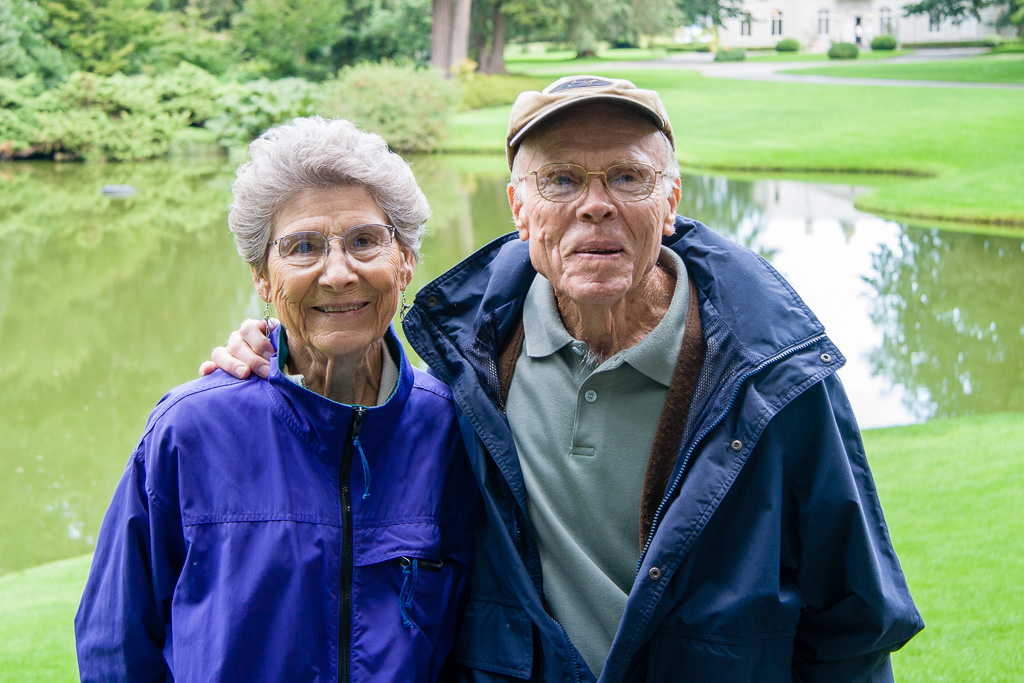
[866,228,1024,420]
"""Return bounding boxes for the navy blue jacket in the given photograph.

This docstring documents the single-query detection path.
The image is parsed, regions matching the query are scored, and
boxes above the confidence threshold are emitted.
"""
[76,328,477,682]
[403,217,923,682]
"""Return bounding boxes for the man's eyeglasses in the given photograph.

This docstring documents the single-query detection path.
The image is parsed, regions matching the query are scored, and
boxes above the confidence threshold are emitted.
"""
[268,223,396,267]
[524,163,664,203]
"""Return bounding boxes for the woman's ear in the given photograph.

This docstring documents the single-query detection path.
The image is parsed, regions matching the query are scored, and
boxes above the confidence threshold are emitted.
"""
[398,248,416,290]
[252,267,271,301]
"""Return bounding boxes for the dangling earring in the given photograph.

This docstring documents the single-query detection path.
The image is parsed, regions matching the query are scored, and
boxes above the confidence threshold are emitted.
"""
[399,290,410,321]
[262,300,272,340]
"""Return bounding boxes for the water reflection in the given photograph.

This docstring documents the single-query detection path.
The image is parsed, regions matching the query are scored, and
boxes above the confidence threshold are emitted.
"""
[866,229,1024,421]
[1,159,1021,574]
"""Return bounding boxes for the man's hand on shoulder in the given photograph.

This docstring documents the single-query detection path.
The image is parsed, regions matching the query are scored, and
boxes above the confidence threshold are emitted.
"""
[199,318,278,380]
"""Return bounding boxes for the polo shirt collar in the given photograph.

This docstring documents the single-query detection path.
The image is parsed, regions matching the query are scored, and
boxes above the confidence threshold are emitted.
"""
[521,247,689,387]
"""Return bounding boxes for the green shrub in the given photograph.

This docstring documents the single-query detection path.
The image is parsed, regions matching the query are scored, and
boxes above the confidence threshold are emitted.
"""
[714,48,746,62]
[457,74,550,111]
[871,34,898,50]
[983,34,1004,48]
[828,42,859,59]
[206,77,322,149]
[992,39,1024,54]
[318,61,458,153]
[775,38,800,52]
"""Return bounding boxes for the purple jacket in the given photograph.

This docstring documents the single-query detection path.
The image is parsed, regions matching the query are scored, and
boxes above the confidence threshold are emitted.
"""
[76,328,477,682]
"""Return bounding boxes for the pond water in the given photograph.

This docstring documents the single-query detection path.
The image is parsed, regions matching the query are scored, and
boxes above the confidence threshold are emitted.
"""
[1,157,1022,575]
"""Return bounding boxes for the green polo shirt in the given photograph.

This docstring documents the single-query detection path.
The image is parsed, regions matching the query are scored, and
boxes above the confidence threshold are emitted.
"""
[505,247,689,676]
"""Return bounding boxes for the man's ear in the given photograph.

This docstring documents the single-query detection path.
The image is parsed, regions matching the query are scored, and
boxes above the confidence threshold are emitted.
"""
[508,184,529,242]
[663,177,682,237]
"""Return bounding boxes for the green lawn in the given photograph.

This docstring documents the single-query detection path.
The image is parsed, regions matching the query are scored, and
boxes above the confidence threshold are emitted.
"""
[447,67,1024,228]
[744,48,914,62]
[783,53,1024,84]
[2,414,1021,681]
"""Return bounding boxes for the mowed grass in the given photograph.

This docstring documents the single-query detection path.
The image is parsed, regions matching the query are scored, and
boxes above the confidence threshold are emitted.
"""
[864,414,1024,682]
[1,414,1020,681]
[447,67,1024,227]
[783,52,1024,84]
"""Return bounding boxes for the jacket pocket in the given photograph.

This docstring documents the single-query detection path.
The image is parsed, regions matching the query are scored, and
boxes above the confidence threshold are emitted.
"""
[453,596,533,679]
[647,628,795,681]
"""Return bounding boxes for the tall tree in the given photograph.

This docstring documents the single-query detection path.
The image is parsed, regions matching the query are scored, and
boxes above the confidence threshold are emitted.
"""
[431,0,471,75]
[0,0,71,82]
[904,0,1023,34]
[39,0,162,75]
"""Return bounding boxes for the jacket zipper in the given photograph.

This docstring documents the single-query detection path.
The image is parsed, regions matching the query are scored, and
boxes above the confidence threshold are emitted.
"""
[339,406,366,683]
[636,333,829,572]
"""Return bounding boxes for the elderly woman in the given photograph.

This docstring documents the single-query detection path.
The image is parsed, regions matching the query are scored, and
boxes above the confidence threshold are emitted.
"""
[75,117,477,682]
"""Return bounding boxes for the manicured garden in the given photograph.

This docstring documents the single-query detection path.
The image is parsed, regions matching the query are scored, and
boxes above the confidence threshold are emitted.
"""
[449,62,1024,229]
[3,413,1020,681]
[784,52,1024,84]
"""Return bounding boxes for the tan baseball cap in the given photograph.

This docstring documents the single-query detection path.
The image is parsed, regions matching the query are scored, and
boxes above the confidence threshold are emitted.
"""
[505,75,674,169]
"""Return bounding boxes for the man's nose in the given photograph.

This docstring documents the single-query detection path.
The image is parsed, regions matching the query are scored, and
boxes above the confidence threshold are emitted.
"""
[577,174,617,222]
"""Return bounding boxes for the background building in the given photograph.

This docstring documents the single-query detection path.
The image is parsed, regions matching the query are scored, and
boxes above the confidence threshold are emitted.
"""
[717,1,1004,51]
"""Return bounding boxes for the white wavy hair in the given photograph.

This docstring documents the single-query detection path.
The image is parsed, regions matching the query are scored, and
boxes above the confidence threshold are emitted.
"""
[229,116,430,271]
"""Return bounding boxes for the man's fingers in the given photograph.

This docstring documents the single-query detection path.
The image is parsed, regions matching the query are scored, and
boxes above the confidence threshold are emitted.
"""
[198,360,218,377]
[239,318,277,360]
[225,329,272,379]
[211,344,255,380]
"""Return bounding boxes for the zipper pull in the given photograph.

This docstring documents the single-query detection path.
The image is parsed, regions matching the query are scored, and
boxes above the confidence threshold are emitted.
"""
[351,407,371,500]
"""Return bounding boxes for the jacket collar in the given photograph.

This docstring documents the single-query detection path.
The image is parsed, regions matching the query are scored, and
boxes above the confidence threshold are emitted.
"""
[263,325,414,459]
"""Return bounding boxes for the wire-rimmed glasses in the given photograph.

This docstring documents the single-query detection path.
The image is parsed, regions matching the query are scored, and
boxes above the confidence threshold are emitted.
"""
[268,223,396,267]
[524,162,664,203]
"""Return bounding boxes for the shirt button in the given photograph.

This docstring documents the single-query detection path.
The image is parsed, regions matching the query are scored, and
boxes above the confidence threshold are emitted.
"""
[648,567,662,580]
[584,389,598,403]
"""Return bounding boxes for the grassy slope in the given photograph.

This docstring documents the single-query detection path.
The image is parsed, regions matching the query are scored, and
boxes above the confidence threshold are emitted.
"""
[3,415,1021,681]
[783,53,1024,84]
[448,65,1024,228]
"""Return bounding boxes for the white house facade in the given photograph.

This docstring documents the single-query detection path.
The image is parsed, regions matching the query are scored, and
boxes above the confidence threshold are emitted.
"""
[717,1,1004,51]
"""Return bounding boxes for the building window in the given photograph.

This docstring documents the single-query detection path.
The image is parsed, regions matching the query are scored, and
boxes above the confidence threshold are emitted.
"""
[771,10,783,36]
[818,8,829,34]
[929,15,941,32]
[879,7,892,34]
[740,19,751,36]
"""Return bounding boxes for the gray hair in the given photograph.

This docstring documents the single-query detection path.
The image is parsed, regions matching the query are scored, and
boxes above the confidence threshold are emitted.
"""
[229,116,430,271]
[509,120,680,203]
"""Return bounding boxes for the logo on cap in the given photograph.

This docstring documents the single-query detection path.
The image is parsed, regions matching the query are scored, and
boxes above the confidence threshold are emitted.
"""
[548,77,614,93]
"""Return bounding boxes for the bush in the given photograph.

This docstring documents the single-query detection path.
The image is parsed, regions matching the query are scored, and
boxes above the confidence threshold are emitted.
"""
[871,34,898,50]
[992,39,1024,54]
[714,48,746,62]
[206,77,322,148]
[828,42,859,60]
[319,61,458,153]
[775,38,800,52]
[458,74,550,111]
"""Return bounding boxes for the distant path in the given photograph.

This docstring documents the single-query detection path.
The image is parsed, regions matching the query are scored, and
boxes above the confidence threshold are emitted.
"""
[595,47,1024,91]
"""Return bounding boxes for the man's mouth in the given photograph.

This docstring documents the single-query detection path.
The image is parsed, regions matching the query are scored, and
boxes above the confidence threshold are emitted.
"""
[576,245,623,255]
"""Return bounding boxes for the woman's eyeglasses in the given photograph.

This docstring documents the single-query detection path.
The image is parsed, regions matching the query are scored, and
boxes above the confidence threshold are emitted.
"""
[268,223,396,267]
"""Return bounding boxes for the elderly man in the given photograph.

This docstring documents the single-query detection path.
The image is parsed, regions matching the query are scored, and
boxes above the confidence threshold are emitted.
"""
[207,76,922,681]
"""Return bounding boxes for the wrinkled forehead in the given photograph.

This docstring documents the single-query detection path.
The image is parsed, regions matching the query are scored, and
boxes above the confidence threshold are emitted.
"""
[516,102,664,165]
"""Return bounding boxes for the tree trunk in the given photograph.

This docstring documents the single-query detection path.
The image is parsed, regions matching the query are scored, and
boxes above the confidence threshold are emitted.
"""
[485,0,508,74]
[431,0,452,72]
[449,0,472,72]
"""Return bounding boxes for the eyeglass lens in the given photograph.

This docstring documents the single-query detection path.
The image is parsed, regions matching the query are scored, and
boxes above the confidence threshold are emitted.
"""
[275,224,393,265]
[534,163,659,202]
